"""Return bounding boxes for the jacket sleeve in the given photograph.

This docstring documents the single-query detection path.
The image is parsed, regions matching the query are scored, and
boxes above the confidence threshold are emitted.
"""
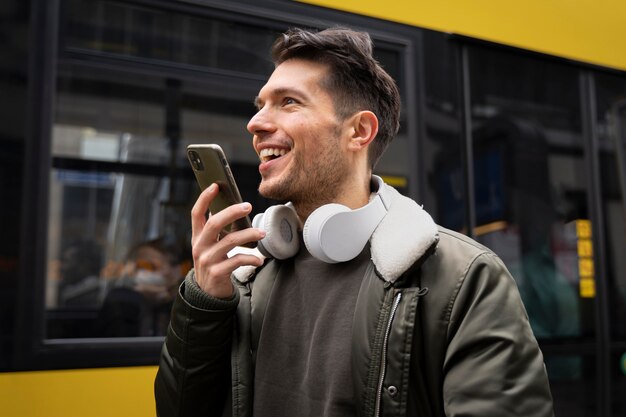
[154,272,239,417]
[442,252,554,417]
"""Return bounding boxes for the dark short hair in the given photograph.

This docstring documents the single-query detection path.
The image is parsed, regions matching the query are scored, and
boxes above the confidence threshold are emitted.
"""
[271,27,401,168]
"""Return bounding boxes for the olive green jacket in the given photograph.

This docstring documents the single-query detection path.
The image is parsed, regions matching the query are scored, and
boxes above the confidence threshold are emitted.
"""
[155,184,554,417]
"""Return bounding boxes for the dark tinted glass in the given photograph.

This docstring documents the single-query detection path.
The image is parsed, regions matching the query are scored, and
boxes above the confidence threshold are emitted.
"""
[373,46,410,190]
[64,0,276,76]
[594,73,626,342]
[594,72,626,417]
[468,45,596,416]
[420,31,466,231]
[0,0,29,369]
[545,353,598,416]
[47,62,264,338]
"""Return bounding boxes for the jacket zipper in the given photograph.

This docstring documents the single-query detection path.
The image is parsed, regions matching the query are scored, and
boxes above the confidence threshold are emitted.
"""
[374,291,402,417]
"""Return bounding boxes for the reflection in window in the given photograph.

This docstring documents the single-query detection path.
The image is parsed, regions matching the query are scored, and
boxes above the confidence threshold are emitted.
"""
[420,31,465,231]
[46,64,258,338]
[466,48,598,412]
[97,236,185,337]
[64,0,276,76]
[371,46,410,187]
[467,46,591,344]
[45,166,194,338]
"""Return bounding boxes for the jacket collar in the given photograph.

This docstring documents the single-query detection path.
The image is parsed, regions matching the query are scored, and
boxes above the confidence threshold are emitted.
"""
[232,181,439,284]
[370,183,439,283]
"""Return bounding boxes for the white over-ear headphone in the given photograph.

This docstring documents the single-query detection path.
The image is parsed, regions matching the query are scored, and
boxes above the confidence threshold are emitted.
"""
[252,175,390,263]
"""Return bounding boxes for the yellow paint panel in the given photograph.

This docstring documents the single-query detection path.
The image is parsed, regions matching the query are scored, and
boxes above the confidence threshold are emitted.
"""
[576,219,592,239]
[474,220,508,236]
[577,239,593,258]
[578,258,594,278]
[380,175,407,188]
[0,366,158,417]
[297,0,626,71]
[579,278,596,298]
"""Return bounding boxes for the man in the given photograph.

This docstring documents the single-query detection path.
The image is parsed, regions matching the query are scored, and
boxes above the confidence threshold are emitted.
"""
[155,27,554,416]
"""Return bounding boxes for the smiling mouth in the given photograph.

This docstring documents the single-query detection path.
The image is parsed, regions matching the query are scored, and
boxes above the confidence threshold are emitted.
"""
[259,147,289,163]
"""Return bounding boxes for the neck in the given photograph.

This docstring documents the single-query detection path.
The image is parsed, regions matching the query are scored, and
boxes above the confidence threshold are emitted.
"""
[294,173,373,221]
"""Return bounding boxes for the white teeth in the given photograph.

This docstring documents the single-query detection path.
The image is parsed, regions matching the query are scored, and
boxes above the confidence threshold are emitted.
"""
[259,148,288,162]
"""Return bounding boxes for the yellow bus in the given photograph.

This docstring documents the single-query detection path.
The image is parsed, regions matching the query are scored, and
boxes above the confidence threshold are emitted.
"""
[1,0,625,416]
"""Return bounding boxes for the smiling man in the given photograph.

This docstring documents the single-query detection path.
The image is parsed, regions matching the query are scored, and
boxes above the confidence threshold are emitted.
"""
[250,47,388,220]
[155,27,554,417]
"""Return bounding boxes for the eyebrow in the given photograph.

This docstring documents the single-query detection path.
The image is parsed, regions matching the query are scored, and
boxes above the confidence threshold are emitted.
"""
[253,87,308,109]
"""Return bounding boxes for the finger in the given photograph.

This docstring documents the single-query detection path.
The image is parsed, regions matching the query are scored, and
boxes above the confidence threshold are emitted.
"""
[199,202,254,245]
[212,226,266,254]
[224,253,265,272]
[192,225,264,272]
[199,253,264,281]
[191,183,218,241]
[194,226,264,268]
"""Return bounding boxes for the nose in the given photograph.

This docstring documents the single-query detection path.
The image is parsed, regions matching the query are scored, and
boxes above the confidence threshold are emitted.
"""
[247,107,276,137]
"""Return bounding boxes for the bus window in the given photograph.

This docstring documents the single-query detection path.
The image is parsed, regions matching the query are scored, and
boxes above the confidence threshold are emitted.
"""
[64,0,276,76]
[595,72,626,417]
[421,31,466,231]
[44,0,287,340]
[466,45,595,416]
[45,63,266,338]
[46,1,413,340]
[371,46,410,191]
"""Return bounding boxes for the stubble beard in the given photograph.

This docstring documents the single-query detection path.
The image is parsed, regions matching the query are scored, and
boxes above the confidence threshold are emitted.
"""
[258,141,349,209]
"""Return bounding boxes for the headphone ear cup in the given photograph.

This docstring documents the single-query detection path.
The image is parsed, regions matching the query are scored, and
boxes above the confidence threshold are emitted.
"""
[303,203,351,263]
[252,212,271,258]
[254,205,300,259]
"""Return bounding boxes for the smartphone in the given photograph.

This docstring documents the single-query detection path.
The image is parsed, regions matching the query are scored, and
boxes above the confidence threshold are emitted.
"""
[187,144,254,246]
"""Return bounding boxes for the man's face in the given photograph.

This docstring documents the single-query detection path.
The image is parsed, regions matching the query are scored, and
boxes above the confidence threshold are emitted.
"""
[247,59,352,205]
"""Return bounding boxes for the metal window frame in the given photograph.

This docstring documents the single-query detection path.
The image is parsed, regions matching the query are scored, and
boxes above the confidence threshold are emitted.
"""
[580,70,612,417]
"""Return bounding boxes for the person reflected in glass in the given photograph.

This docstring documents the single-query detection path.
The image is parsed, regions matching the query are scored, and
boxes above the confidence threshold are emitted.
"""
[97,237,186,337]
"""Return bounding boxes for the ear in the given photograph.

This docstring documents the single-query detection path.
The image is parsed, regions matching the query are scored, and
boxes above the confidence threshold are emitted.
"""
[347,110,378,151]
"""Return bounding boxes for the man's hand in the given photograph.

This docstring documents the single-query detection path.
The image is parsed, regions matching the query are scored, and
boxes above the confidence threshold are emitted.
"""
[190,183,266,299]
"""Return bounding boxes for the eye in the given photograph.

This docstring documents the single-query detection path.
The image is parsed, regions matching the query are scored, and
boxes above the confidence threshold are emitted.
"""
[282,97,297,106]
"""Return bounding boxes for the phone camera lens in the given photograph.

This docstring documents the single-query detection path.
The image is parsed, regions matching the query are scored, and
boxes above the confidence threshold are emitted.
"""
[188,151,204,170]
